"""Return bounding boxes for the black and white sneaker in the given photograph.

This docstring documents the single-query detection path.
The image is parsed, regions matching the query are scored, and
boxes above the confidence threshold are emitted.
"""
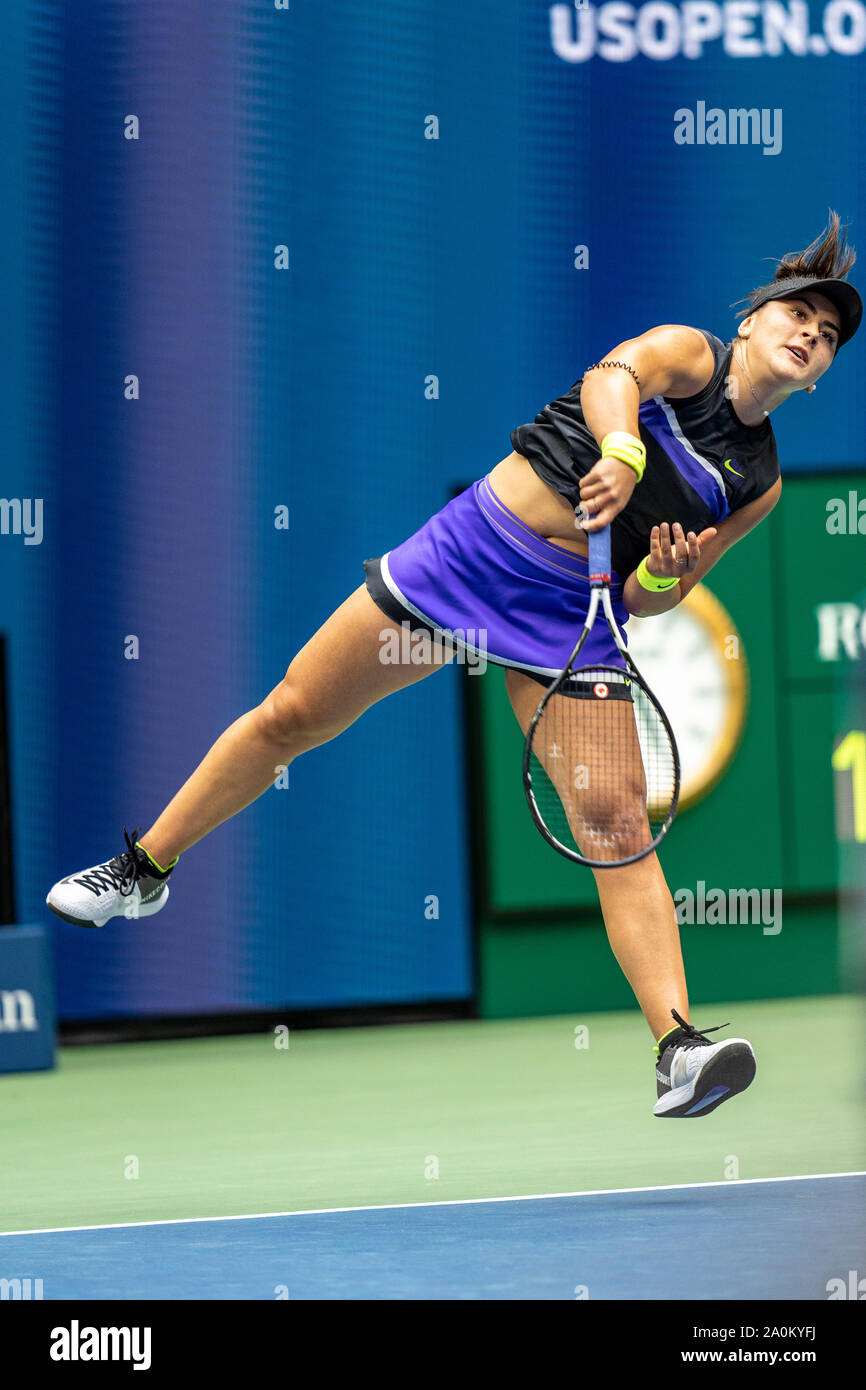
[653,1009,756,1118]
[46,827,175,928]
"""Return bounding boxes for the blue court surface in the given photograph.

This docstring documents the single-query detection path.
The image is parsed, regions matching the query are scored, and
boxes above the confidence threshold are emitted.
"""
[2,1173,863,1300]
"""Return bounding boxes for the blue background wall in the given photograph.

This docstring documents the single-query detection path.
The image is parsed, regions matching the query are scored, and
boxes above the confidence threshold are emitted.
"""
[1,0,863,1018]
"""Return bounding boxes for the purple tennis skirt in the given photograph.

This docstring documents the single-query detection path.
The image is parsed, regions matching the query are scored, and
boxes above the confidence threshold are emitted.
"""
[363,475,629,688]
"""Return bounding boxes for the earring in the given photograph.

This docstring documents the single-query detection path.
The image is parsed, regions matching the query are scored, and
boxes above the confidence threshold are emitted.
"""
[806,383,817,394]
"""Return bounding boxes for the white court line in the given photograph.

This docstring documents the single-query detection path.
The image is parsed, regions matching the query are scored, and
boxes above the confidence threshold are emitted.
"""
[1,1170,863,1239]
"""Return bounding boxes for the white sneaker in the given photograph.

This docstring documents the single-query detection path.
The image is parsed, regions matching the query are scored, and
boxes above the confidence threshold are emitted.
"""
[46,827,174,929]
[653,1009,756,1117]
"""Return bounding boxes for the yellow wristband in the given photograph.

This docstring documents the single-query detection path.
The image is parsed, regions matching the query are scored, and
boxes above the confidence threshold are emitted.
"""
[636,555,679,592]
[601,431,646,483]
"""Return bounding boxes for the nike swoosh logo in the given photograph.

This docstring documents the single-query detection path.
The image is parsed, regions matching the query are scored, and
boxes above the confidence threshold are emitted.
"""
[723,458,744,478]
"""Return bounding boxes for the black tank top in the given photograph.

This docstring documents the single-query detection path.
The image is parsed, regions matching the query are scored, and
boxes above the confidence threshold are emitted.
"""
[510,329,780,580]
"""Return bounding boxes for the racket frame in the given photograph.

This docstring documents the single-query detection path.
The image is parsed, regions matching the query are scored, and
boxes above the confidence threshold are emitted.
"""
[522,525,681,868]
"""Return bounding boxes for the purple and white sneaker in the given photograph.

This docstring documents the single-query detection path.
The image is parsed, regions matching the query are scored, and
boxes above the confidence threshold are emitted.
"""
[653,1009,756,1117]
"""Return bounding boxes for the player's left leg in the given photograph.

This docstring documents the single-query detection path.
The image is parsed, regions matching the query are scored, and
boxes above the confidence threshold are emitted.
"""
[505,666,756,1116]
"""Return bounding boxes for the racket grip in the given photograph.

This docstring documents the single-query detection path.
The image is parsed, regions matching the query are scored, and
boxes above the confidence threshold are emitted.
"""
[588,525,611,584]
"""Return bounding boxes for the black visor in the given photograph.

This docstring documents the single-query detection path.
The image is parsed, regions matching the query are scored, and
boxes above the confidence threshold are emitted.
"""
[742,274,862,348]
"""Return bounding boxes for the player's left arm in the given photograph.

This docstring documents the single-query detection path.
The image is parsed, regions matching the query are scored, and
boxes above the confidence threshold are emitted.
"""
[623,477,782,617]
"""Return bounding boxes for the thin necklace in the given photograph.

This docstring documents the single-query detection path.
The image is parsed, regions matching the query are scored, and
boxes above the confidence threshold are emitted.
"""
[732,340,768,418]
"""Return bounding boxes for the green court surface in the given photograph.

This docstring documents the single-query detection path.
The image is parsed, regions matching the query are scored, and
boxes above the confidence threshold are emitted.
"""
[2,995,863,1234]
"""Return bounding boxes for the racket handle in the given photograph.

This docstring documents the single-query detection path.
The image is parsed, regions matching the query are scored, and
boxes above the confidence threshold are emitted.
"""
[588,525,611,585]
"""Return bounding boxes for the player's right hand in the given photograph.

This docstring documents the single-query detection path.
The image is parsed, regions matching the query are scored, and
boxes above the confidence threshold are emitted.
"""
[576,457,638,531]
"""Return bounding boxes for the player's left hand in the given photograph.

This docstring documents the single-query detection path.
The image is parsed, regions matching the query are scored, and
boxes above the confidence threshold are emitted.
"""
[576,457,637,531]
[648,521,717,577]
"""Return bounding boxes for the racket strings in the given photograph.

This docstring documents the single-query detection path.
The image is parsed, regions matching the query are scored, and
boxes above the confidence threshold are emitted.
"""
[526,666,678,865]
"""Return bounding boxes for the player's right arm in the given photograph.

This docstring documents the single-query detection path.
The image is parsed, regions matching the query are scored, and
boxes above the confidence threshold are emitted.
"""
[577,325,716,532]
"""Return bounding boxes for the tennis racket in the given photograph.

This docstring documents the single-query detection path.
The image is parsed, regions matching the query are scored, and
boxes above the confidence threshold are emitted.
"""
[522,524,680,868]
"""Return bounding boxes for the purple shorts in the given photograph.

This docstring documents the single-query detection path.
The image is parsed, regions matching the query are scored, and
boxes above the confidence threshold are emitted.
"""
[363,476,629,688]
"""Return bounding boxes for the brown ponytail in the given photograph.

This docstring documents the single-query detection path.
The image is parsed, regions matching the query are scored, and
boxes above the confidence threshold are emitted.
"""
[733,209,856,319]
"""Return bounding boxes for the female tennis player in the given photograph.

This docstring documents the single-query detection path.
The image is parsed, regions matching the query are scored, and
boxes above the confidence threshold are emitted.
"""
[48,213,860,1118]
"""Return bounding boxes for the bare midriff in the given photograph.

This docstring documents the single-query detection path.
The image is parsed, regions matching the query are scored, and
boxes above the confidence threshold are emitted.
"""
[487,450,589,556]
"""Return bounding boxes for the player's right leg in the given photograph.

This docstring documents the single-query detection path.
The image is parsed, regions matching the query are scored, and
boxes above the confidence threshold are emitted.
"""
[46,584,453,928]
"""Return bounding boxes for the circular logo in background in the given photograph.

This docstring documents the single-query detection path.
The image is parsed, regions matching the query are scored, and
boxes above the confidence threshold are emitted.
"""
[593,682,609,699]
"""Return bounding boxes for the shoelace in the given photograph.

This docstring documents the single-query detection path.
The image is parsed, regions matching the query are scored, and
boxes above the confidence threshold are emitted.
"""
[74,827,145,898]
[668,1007,731,1051]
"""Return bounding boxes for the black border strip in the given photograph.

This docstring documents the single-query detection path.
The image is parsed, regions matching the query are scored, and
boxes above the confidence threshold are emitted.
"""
[59,998,475,1047]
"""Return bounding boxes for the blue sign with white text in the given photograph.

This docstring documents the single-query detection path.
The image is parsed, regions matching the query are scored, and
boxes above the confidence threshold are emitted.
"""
[0,926,56,1072]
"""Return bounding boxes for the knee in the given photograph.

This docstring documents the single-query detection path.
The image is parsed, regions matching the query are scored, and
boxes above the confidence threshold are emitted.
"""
[578,788,648,855]
[253,677,344,750]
